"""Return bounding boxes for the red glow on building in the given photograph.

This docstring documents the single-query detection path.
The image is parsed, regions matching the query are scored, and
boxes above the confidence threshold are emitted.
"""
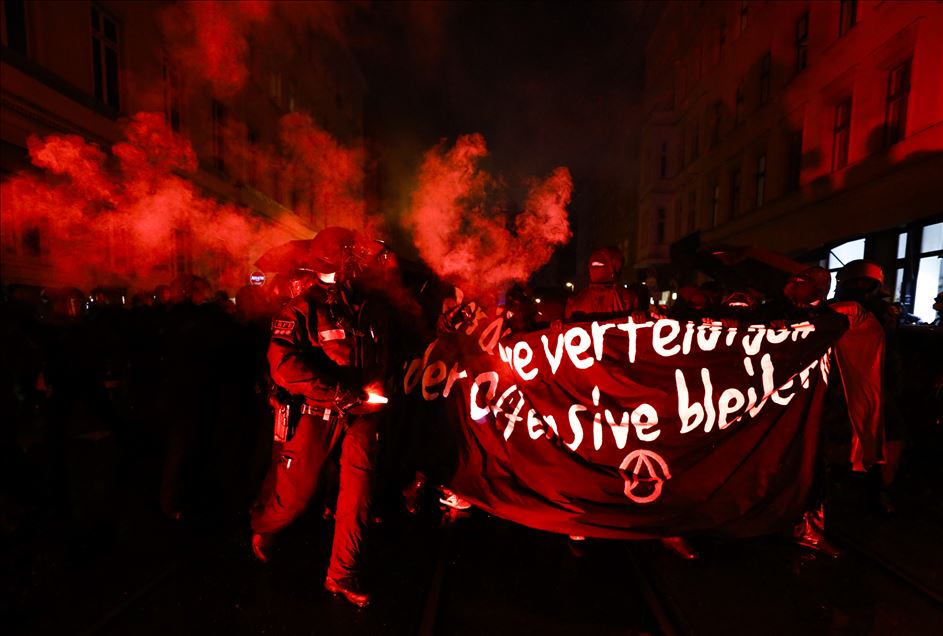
[636,0,943,312]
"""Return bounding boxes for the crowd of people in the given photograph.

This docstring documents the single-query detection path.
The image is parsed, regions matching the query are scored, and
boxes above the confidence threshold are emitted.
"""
[2,228,941,610]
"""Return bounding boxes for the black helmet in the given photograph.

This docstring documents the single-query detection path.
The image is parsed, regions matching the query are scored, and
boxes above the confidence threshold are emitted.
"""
[308,226,357,274]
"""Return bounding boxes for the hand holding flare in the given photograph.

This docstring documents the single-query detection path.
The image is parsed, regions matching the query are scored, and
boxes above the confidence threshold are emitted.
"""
[347,384,388,414]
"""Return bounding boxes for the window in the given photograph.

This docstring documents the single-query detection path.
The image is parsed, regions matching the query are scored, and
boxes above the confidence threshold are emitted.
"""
[739,1,749,34]
[755,153,766,208]
[786,128,803,193]
[795,12,809,73]
[914,222,943,323]
[730,167,742,217]
[680,127,686,167]
[716,25,727,64]
[892,231,908,302]
[839,0,857,37]
[710,102,722,147]
[172,228,192,276]
[23,226,42,257]
[91,5,120,110]
[247,126,260,185]
[287,80,297,112]
[212,99,227,172]
[161,59,181,132]
[827,238,865,299]
[832,98,852,171]
[828,240,866,270]
[269,71,283,104]
[3,0,28,55]
[759,52,771,104]
[735,82,744,125]
[884,59,912,147]
[687,190,697,231]
[675,201,684,238]
[656,208,666,244]
[691,121,700,160]
[659,142,668,178]
[272,168,282,205]
[711,182,721,225]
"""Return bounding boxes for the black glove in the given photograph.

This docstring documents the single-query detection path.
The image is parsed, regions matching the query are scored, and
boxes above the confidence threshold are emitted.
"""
[334,386,367,413]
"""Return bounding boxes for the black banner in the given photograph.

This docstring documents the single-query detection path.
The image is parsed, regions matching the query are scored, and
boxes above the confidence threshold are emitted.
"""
[404,310,848,539]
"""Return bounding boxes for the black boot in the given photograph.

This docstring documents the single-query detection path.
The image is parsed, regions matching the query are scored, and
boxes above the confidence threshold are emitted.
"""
[867,466,896,517]
[325,576,371,608]
[792,507,841,558]
[251,533,273,562]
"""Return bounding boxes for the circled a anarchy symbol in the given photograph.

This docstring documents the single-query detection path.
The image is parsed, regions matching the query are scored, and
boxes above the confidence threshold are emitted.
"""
[619,449,671,504]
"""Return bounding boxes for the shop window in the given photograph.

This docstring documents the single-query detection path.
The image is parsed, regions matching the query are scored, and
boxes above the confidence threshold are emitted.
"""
[914,222,943,322]
[826,237,865,298]
[893,267,904,302]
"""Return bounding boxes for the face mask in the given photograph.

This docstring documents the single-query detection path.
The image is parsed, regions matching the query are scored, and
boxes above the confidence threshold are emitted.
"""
[319,272,337,284]
[589,262,615,284]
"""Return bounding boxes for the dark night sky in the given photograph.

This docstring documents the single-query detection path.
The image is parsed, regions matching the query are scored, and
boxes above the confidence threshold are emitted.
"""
[347,1,660,277]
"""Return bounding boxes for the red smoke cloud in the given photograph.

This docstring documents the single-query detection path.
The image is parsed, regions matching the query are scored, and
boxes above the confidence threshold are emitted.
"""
[279,112,371,233]
[406,134,573,299]
[153,1,376,236]
[160,0,271,98]
[215,111,371,231]
[160,0,347,99]
[0,113,295,292]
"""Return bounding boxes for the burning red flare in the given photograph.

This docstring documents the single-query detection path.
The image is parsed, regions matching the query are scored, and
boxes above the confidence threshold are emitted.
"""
[365,391,389,405]
[406,134,573,300]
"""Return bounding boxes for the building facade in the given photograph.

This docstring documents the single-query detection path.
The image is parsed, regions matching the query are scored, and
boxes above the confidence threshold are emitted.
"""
[1,0,366,293]
[636,0,942,320]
